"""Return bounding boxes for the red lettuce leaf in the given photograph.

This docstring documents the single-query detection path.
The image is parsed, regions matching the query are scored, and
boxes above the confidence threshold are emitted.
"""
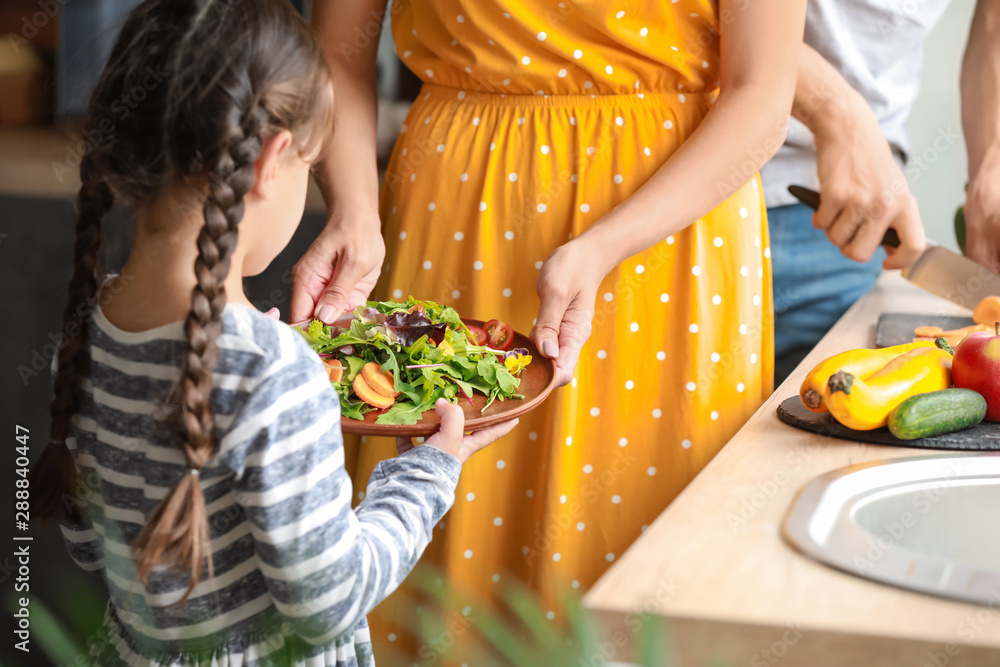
[385,310,447,347]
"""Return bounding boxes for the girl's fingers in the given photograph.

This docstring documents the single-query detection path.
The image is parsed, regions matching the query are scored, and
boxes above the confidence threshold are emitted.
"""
[435,398,466,444]
[464,418,519,455]
[395,436,415,456]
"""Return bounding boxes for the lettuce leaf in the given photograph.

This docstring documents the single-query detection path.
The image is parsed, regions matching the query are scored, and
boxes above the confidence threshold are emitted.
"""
[385,310,447,347]
[375,401,425,425]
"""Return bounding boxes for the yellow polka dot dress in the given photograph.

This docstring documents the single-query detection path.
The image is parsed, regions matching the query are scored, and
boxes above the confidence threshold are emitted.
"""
[350,0,774,659]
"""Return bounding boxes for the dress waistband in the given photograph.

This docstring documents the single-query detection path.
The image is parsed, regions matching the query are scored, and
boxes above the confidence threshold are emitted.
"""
[419,83,717,108]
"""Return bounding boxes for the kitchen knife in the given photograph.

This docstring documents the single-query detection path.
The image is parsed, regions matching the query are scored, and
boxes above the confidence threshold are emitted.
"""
[787,185,1000,311]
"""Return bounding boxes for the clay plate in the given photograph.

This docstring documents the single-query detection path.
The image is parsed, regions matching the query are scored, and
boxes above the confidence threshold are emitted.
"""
[336,320,557,436]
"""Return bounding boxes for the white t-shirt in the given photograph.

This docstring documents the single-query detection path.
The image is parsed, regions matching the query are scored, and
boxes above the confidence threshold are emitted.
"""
[760,0,951,209]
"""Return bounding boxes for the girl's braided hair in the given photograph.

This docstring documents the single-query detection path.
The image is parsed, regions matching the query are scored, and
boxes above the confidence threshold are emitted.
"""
[30,0,334,603]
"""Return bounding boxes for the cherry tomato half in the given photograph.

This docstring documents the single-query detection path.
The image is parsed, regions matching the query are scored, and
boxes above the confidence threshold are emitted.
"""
[483,319,514,350]
[466,325,488,346]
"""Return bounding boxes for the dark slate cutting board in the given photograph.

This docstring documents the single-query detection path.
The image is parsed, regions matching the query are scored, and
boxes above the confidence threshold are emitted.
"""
[874,312,975,348]
[777,396,1000,451]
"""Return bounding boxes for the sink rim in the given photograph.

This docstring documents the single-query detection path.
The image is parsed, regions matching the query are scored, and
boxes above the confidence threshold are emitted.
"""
[783,452,1000,607]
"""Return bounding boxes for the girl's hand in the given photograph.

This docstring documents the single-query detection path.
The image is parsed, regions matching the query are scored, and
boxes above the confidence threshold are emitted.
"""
[396,399,518,464]
[532,238,605,388]
[290,213,385,324]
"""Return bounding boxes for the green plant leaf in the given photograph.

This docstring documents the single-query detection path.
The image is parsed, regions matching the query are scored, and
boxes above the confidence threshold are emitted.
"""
[7,590,83,665]
[375,401,425,425]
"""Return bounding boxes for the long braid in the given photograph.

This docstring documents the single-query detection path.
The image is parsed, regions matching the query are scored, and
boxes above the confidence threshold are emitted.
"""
[31,157,113,523]
[131,106,266,603]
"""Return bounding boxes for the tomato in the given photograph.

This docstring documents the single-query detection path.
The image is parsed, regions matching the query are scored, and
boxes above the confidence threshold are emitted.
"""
[484,319,514,350]
[466,325,487,346]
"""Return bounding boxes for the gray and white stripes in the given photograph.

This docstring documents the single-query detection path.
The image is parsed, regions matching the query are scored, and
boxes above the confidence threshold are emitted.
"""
[59,303,460,666]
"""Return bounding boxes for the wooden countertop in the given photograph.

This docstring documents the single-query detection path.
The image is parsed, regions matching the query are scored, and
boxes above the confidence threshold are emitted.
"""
[584,272,1000,667]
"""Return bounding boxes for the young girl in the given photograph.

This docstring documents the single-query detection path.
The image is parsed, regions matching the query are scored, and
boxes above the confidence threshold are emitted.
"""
[30,1,516,665]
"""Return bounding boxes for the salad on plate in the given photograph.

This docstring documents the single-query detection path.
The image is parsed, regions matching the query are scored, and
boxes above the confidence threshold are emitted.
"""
[296,298,532,425]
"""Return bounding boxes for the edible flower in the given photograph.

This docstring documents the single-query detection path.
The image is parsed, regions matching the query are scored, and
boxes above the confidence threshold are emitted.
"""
[504,347,532,375]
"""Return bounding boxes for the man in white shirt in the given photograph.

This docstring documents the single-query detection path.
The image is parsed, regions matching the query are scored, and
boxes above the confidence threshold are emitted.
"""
[762,0,1000,381]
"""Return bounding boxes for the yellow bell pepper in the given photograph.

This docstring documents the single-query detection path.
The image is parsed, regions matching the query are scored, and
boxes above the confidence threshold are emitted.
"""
[825,345,954,431]
[799,340,937,413]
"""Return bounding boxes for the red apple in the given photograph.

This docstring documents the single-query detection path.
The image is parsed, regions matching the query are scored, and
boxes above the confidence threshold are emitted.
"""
[953,324,1000,421]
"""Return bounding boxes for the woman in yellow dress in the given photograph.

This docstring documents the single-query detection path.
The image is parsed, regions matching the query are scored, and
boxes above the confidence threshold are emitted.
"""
[295,0,805,661]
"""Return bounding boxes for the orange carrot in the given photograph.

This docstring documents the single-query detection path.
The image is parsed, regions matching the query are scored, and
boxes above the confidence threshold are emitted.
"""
[913,323,990,348]
[914,326,944,338]
[973,296,1000,326]
[944,323,991,337]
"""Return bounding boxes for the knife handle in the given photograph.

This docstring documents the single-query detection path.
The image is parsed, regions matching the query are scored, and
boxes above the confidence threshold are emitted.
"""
[786,185,900,249]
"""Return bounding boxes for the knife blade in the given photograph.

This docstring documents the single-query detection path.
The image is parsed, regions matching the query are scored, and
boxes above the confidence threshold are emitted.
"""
[787,185,1000,310]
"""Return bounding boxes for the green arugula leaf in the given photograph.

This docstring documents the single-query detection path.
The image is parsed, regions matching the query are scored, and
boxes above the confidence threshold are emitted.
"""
[397,379,423,404]
[375,401,425,425]
[340,400,368,421]
[477,357,499,384]
[341,356,365,383]
[450,376,475,399]
[495,366,520,394]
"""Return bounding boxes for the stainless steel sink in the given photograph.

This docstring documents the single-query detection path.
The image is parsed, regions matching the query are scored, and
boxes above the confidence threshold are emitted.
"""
[783,453,1000,605]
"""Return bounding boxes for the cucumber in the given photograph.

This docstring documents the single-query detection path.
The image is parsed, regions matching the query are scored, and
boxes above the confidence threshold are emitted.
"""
[888,389,986,440]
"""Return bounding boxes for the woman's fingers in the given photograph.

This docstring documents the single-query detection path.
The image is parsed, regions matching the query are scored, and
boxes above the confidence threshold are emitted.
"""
[551,299,593,387]
[288,249,334,322]
[533,288,568,360]
[289,218,385,324]
[534,243,599,387]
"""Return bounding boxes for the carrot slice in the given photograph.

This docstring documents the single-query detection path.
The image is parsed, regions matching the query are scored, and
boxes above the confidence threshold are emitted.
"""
[943,323,990,337]
[914,326,943,338]
[913,334,965,348]
[973,296,1000,326]
[324,358,344,382]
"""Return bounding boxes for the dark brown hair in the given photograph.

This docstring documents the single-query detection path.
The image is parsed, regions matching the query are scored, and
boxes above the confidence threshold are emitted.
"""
[30,0,334,602]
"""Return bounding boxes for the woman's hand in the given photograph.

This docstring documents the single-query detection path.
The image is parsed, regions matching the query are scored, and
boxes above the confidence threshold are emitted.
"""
[290,213,385,324]
[532,237,606,387]
[396,399,519,464]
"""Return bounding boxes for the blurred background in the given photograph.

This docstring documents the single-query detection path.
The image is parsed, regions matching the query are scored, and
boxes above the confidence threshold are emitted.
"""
[0,0,979,664]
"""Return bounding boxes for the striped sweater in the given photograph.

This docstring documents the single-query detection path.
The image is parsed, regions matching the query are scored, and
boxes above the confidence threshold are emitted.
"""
[59,301,461,666]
